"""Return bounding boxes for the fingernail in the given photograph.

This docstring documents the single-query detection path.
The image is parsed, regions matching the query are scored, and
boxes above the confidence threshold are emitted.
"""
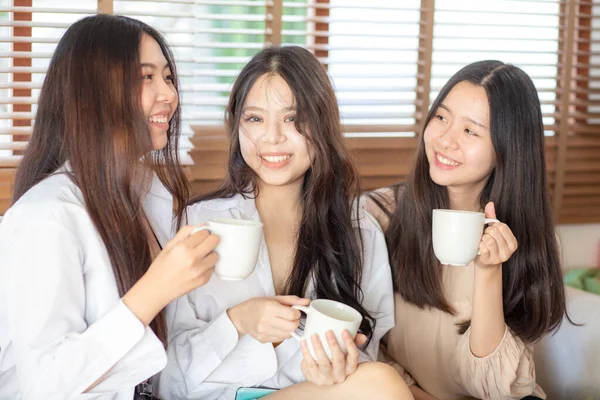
[326,331,335,341]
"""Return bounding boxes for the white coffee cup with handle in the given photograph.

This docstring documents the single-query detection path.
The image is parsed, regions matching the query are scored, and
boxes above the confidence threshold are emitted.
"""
[290,299,362,361]
[192,218,262,280]
[432,209,500,266]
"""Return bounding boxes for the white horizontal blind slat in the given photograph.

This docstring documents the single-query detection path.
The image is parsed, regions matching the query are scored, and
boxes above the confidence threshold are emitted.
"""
[0,0,98,161]
[431,0,563,135]
[302,0,422,135]
[115,0,271,138]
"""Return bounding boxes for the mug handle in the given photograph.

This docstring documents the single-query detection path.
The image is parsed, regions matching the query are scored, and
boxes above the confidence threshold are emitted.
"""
[290,304,311,341]
[477,218,501,255]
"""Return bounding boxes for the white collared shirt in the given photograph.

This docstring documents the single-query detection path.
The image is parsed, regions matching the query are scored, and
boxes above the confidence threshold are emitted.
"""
[0,167,174,400]
[158,194,395,400]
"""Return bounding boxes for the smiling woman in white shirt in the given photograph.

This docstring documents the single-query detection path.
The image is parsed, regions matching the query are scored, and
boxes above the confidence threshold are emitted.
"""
[158,46,413,400]
[0,15,219,399]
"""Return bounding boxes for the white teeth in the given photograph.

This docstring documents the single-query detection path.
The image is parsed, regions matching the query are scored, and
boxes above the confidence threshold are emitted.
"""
[262,155,291,163]
[436,153,460,166]
[149,115,168,124]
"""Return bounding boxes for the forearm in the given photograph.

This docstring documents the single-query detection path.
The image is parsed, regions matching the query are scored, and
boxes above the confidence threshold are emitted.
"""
[122,275,169,326]
[470,263,506,357]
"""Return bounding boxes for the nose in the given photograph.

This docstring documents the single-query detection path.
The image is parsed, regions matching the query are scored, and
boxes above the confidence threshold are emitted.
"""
[261,121,286,145]
[156,79,177,105]
[437,123,459,149]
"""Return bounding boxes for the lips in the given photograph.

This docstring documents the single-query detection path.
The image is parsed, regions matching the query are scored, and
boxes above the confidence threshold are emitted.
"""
[262,155,291,163]
[149,115,168,124]
[148,110,171,128]
[435,152,461,167]
[260,153,293,169]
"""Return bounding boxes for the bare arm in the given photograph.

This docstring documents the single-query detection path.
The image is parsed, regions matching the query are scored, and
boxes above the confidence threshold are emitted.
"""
[470,264,506,357]
[469,202,517,357]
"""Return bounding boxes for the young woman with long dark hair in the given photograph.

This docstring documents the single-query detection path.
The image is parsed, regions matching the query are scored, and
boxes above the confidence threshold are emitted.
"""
[0,14,218,399]
[365,60,568,400]
[159,46,412,400]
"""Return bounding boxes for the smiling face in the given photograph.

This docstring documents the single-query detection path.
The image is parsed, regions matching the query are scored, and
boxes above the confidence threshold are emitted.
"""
[139,33,178,150]
[238,73,313,190]
[424,81,497,197]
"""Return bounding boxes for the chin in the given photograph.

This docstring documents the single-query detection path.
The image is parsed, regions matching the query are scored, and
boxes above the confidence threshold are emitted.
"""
[151,136,169,151]
[260,178,292,187]
[257,174,301,188]
[428,170,451,188]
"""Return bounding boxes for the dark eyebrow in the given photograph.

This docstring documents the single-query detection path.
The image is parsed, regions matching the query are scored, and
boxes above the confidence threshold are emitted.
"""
[439,103,487,129]
[465,117,487,129]
[439,103,452,114]
[243,106,297,113]
[140,62,170,70]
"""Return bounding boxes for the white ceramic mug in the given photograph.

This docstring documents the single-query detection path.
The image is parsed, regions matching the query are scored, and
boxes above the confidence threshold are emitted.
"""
[432,209,500,266]
[291,299,363,361]
[192,219,262,280]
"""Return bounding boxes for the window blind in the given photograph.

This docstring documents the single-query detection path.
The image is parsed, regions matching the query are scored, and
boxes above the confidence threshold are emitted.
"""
[1,0,599,223]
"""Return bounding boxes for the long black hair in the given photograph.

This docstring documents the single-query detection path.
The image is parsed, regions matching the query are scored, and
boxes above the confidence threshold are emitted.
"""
[382,60,566,342]
[13,14,189,345]
[191,46,376,340]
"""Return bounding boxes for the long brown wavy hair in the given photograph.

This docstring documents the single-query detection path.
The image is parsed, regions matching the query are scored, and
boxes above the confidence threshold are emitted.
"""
[191,46,376,340]
[378,61,567,342]
[12,14,189,345]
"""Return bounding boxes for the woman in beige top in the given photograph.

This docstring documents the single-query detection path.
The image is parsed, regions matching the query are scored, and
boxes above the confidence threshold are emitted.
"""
[365,61,569,400]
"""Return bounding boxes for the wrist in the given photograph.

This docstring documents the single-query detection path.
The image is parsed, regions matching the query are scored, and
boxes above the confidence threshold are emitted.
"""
[123,275,168,326]
[226,305,245,337]
[474,260,502,277]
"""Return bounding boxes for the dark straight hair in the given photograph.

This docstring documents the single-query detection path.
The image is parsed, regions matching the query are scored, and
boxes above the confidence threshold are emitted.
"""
[382,60,566,342]
[191,45,376,340]
[12,14,189,345]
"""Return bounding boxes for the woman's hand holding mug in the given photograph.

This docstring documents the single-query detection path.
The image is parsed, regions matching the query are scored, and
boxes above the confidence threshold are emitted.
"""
[300,329,367,385]
[123,225,219,326]
[475,202,518,268]
[226,295,310,342]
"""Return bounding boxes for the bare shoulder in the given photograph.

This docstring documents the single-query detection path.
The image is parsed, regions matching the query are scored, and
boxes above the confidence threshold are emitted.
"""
[361,187,397,232]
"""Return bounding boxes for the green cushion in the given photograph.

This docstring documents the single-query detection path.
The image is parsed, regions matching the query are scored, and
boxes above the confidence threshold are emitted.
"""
[564,268,600,295]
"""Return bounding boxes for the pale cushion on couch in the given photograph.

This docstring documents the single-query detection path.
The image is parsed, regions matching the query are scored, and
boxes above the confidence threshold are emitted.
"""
[534,286,600,399]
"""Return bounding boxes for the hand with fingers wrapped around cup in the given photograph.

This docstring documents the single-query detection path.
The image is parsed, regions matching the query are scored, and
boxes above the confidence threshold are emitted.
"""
[226,295,310,343]
[291,299,367,386]
[475,202,518,268]
[299,329,368,386]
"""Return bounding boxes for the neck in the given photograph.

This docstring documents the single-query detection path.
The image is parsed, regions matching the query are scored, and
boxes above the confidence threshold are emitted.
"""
[255,181,303,221]
[447,187,482,212]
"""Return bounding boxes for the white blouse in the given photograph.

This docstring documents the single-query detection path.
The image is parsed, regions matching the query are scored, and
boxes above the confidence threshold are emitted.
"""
[158,194,395,400]
[0,167,174,400]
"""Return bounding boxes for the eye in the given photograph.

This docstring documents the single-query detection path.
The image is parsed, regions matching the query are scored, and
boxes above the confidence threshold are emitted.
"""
[142,74,153,81]
[466,128,478,136]
[284,115,296,122]
[245,115,262,123]
[165,74,174,83]
[434,114,446,123]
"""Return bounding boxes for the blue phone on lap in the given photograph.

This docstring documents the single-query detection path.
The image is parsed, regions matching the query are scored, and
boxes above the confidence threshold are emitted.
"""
[235,386,278,400]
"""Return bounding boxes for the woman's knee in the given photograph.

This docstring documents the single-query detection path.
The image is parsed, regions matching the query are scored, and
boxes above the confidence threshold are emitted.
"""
[351,362,413,399]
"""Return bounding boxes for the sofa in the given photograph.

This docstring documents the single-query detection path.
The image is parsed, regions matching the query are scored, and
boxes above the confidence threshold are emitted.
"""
[534,286,600,399]
[534,225,600,399]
